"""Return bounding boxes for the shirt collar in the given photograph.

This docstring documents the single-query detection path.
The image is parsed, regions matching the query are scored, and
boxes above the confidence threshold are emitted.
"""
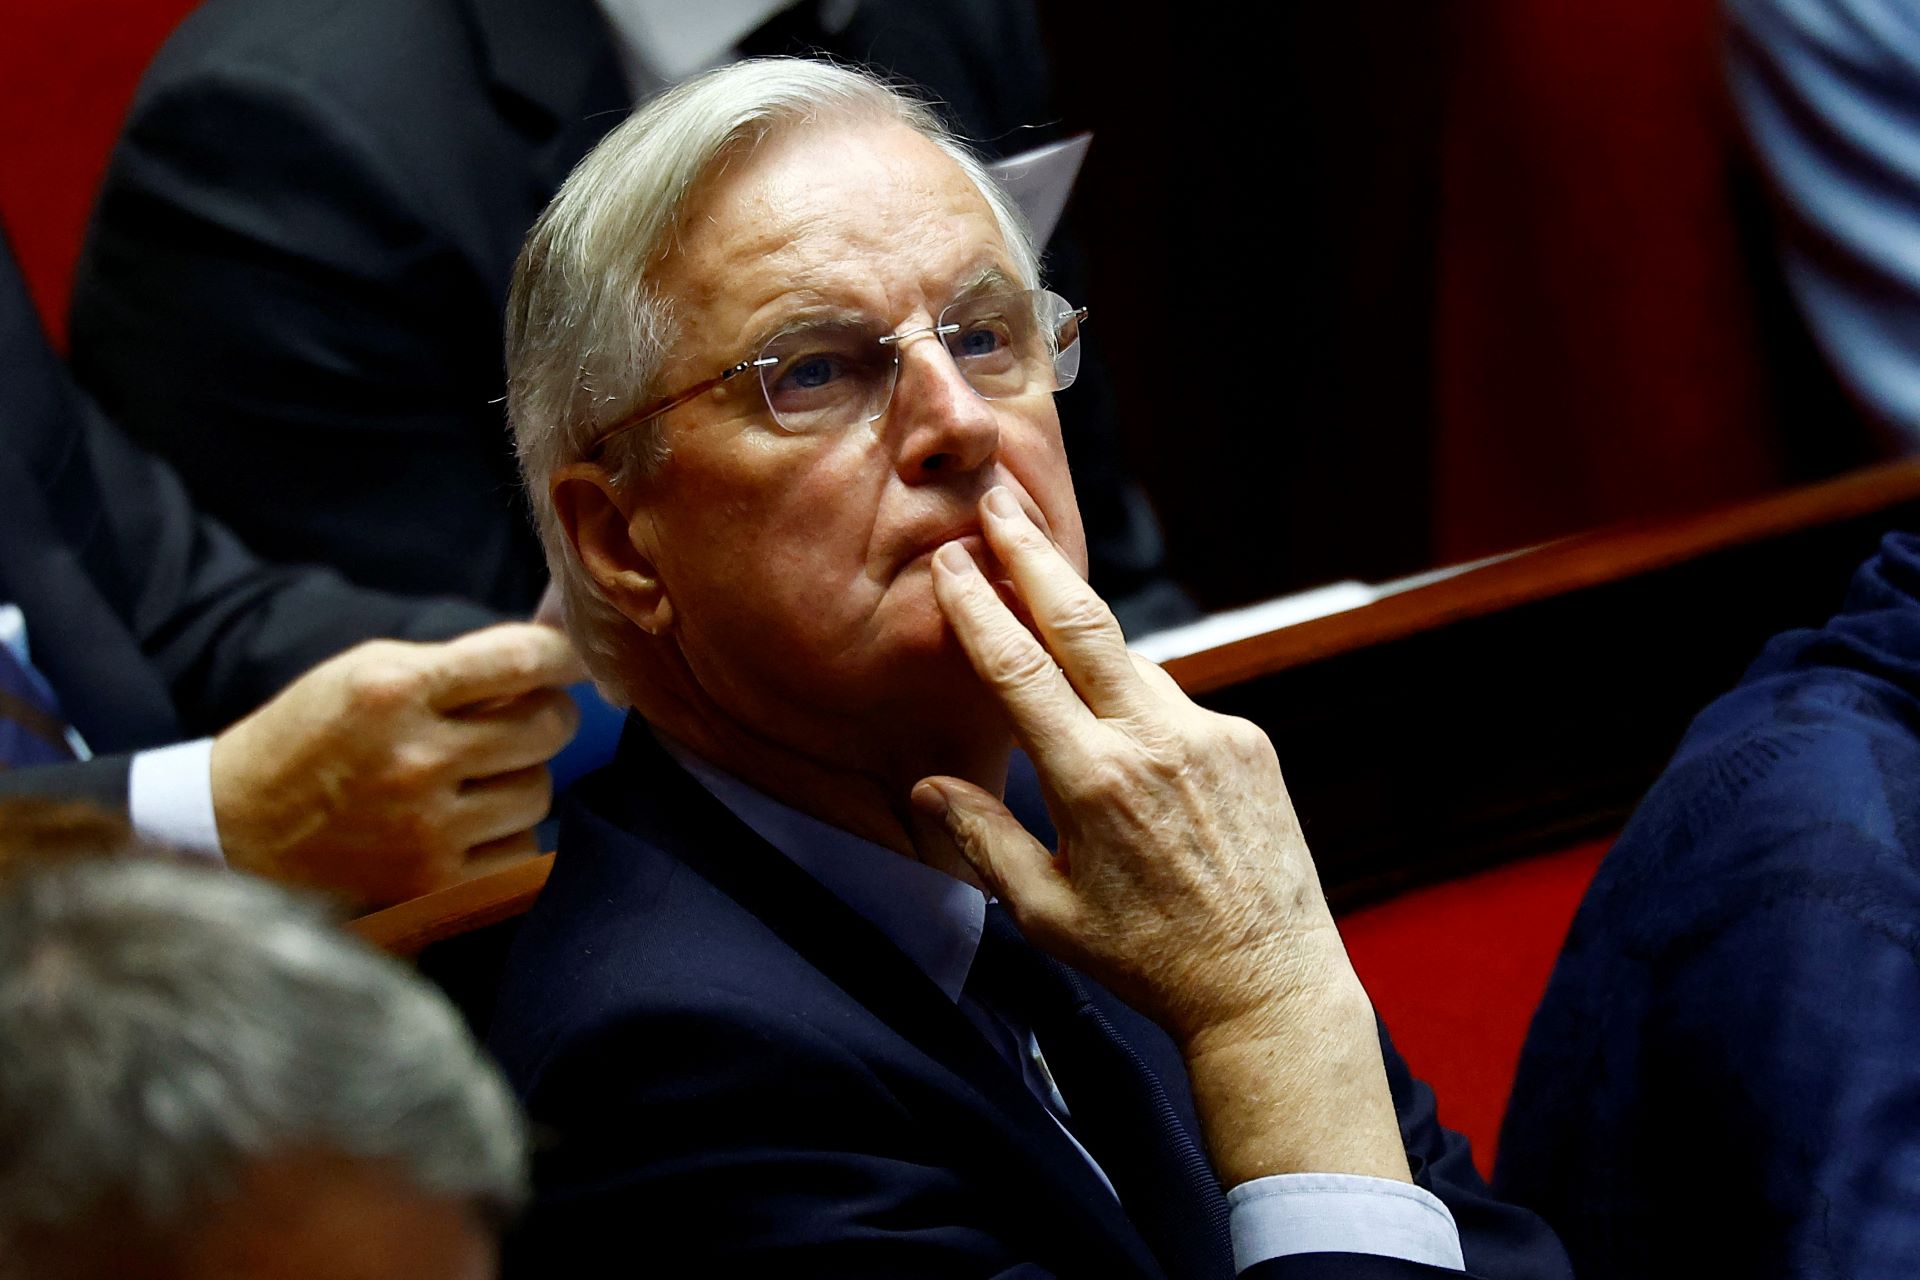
[659,734,986,1002]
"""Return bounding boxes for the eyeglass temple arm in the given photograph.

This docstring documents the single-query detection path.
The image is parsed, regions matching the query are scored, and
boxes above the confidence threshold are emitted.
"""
[584,358,763,459]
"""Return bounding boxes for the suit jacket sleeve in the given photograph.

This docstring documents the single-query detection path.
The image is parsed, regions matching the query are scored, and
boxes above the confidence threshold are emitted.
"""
[1500,706,1920,1277]
[1370,1025,1572,1279]
[0,754,131,815]
[53,389,498,738]
[1640,848,1920,1278]
[70,57,537,607]
[1232,1024,1574,1277]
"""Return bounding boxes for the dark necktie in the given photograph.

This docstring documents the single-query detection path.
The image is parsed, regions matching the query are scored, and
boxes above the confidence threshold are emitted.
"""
[0,636,76,768]
[967,903,1234,1280]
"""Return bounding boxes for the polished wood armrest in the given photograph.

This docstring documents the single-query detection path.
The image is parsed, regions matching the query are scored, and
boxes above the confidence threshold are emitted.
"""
[349,853,554,956]
[1166,459,1920,695]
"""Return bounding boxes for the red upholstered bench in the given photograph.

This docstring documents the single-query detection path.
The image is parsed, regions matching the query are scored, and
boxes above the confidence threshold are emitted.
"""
[0,0,200,342]
[1339,839,1609,1176]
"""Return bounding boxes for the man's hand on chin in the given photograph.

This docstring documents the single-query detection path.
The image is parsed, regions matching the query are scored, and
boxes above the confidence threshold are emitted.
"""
[911,485,1410,1188]
[209,623,586,911]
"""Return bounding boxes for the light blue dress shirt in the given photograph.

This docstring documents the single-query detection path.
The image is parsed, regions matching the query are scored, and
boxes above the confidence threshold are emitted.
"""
[662,737,1464,1272]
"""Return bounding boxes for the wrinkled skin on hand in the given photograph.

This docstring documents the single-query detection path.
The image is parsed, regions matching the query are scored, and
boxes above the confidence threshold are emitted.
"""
[911,487,1409,1184]
[210,623,585,910]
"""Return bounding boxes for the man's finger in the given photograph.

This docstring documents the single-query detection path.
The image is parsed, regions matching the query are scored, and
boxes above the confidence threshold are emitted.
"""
[910,777,1076,931]
[427,623,588,710]
[905,795,988,890]
[1129,651,1185,697]
[455,763,555,847]
[932,541,1095,768]
[446,687,582,777]
[978,487,1147,722]
[461,832,545,877]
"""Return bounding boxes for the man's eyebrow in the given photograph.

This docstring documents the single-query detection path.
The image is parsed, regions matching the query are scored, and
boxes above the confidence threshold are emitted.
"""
[735,266,1024,353]
[949,264,1021,302]
[741,300,873,352]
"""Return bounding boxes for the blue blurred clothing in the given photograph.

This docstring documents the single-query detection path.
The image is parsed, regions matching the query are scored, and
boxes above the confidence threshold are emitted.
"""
[0,613,77,767]
[549,681,625,795]
[1727,0,1920,442]
[1498,530,1920,1278]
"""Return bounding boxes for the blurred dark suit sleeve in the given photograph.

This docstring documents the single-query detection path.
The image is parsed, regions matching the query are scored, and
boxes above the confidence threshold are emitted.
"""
[70,68,546,609]
[66,0,630,611]
[0,226,495,814]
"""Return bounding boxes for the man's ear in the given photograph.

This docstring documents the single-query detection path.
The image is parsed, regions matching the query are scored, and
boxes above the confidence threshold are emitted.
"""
[549,464,675,635]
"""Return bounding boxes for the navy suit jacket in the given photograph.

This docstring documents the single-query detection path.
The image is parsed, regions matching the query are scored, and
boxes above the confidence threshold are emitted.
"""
[0,227,492,813]
[1498,531,1920,1278]
[488,724,1570,1278]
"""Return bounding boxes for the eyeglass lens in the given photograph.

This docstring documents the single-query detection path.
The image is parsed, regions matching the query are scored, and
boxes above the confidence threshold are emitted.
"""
[754,289,1083,435]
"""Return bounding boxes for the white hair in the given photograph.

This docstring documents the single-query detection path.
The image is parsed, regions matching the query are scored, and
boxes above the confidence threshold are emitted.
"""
[505,57,1041,704]
[0,860,526,1249]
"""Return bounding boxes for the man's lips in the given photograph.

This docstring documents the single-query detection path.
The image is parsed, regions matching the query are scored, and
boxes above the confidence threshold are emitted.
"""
[902,524,991,573]
[895,525,1040,634]
[903,501,1053,577]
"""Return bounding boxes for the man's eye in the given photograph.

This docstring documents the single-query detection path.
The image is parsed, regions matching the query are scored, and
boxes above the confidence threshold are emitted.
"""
[780,354,843,390]
[954,323,1010,358]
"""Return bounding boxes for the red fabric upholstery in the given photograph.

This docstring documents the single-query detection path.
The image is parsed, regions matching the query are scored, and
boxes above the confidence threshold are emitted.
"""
[0,0,199,346]
[1433,0,1795,562]
[1338,839,1609,1176]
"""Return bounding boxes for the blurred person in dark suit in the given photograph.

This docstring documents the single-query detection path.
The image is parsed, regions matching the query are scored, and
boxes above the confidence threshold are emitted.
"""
[71,0,1188,632]
[0,854,526,1279]
[486,59,1571,1278]
[0,224,584,909]
[1499,531,1920,1278]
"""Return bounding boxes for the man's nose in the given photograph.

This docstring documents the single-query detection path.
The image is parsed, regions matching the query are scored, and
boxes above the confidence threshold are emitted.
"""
[888,331,1001,481]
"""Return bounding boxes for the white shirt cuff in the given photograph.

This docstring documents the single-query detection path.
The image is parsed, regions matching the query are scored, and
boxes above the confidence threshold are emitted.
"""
[1228,1173,1465,1272]
[128,738,224,861]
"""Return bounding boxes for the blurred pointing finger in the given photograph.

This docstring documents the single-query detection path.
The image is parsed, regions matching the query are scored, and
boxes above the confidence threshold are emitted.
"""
[429,623,587,710]
[448,687,582,777]
[456,763,554,848]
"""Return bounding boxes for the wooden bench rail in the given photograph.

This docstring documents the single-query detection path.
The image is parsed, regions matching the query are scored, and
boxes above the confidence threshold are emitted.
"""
[1165,459,1920,696]
[349,853,553,956]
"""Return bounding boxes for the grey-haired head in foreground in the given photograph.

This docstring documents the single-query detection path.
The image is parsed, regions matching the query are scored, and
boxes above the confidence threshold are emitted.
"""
[0,858,526,1268]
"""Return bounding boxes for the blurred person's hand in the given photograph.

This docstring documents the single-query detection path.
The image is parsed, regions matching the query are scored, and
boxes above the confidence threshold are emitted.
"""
[911,487,1409,1188]
[210,623,585,908]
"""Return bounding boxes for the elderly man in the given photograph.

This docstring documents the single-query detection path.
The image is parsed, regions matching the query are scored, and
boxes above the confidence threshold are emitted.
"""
[0,856,526,1278]
[488,59,1570,1278]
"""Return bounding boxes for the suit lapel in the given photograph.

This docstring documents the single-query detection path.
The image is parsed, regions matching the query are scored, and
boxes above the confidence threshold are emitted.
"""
[589,723,1172,1279]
